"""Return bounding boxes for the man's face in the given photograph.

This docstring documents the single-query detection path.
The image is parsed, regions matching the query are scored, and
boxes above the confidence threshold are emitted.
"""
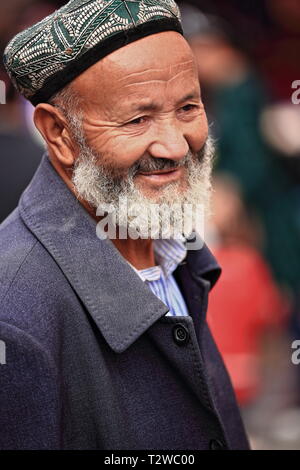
[71,31,208,198]
[66,31,213,238]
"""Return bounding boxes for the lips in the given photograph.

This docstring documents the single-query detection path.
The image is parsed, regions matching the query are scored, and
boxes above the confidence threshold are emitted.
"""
[136,167,184,186]
[138,167,179,176]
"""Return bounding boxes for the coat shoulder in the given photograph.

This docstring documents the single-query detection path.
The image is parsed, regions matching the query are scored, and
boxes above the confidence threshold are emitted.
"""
[0,208,75,351]
[0,208,38,301]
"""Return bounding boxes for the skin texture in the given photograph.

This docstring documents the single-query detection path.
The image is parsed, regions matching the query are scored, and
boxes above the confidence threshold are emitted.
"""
[34,31,209,268]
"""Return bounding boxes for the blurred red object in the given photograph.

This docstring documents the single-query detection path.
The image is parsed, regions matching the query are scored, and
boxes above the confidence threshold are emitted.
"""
[207,244,288,406]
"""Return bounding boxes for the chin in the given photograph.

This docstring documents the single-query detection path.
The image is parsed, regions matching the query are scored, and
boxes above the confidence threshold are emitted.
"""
[138,177,189,201]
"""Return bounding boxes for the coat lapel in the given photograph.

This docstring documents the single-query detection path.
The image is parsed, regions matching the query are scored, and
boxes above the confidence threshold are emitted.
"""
[19,154,221,353]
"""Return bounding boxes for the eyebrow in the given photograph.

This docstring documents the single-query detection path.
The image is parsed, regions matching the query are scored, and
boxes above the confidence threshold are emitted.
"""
[128,90,201,113]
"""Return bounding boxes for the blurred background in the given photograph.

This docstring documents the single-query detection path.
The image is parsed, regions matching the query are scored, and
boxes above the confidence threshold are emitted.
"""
[1,0,300,450]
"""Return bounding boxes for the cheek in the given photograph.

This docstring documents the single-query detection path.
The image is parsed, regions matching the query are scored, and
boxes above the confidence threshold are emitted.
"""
[186,115,209,153]
[87,130,149,169]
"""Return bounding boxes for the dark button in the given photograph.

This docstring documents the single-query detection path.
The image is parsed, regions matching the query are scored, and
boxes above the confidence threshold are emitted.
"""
[209,439,226,450]
[172,323,189,346]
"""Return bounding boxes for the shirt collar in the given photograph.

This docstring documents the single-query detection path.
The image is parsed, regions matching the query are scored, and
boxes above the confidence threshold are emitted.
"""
[130,238,187,282]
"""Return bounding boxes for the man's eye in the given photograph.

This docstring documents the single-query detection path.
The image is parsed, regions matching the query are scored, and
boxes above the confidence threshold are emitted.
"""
[127,116,148,125]
[181,104,197,112]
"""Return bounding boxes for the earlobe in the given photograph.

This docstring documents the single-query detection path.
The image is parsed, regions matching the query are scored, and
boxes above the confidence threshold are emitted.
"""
[33,104,75,167]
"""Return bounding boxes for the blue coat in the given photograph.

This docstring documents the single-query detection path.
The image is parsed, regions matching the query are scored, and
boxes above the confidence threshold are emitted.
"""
[0,155,249,450]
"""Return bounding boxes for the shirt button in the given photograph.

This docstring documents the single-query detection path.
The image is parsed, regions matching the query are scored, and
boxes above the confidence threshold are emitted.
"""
[172,324,190,346]
[209,439,226,450]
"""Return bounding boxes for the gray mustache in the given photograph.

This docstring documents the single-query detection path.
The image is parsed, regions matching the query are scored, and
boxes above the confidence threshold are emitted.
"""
[132,150,193,175]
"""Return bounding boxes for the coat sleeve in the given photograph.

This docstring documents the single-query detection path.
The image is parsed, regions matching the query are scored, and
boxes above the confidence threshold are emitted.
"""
[0,321,62,449]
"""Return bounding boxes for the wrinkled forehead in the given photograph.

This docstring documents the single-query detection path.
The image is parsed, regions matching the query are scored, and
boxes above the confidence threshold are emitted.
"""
[71,31,199,106]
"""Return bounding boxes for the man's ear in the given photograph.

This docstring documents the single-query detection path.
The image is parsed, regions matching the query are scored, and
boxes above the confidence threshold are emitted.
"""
[33,103,76,167]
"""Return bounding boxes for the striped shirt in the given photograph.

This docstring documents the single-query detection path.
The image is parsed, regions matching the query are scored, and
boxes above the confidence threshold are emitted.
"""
[128,239,190,317]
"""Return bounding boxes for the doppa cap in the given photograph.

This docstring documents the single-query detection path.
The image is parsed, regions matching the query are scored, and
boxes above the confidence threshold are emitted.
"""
[3,0,183,105]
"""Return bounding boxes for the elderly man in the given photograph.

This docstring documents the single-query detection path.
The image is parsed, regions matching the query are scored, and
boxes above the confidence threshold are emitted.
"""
[0,0,249,450]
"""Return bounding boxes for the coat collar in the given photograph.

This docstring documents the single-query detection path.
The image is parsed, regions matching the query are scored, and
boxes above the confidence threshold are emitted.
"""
[19,154,221,353]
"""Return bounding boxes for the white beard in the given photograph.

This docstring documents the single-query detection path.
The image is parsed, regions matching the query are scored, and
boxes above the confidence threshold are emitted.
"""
[71,130,215,240]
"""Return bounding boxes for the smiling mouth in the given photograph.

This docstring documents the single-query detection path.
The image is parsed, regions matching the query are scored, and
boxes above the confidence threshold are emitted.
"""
[136,167,184,185]
[138,168,180,176]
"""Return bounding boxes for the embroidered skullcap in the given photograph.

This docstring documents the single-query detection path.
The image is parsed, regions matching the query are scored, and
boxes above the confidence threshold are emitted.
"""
[3,0,183,105]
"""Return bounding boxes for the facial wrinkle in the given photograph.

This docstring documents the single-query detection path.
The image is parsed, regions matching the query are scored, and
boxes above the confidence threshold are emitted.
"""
[116,60,195,84]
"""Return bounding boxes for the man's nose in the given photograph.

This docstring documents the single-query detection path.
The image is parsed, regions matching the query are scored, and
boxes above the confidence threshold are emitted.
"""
[148,121,189,161]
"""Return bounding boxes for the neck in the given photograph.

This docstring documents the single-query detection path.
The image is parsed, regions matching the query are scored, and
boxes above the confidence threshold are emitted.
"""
[111,237,156,270]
